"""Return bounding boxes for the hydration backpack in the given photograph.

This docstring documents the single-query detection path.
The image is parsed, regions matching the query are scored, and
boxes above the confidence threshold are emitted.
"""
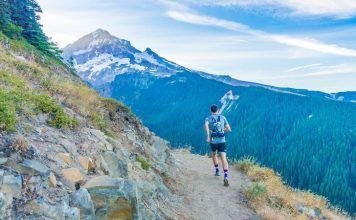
[211,115,225,138]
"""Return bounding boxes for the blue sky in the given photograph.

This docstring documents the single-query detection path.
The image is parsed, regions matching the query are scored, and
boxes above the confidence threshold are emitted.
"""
[37,0,356,92]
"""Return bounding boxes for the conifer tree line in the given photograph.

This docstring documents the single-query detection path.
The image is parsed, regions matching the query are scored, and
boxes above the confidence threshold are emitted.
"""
[0,0,60,56]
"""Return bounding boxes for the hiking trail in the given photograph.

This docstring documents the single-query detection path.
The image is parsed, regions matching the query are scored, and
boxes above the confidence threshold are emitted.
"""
[172,150,260,220]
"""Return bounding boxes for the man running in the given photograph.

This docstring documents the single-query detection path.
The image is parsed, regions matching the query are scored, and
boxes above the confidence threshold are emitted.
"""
[205,104,232,187]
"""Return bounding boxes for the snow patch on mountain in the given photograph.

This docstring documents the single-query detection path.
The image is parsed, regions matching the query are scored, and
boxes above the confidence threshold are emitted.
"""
[135,51,160,66]
[262,87,305,97]
[220,90,239,114]
[336,96,345,101]
[77,54,129,72]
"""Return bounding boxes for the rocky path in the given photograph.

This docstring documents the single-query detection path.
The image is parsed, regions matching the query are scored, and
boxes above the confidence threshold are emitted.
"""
[172,150,259,220]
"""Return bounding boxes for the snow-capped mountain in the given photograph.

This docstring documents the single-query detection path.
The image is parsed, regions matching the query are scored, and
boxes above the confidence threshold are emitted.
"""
[63,29,265,88]
[64,29,356,103]
[63,29,184,86]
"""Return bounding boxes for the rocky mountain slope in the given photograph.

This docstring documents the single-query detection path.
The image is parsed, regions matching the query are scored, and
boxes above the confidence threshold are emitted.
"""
[0,33,184,219]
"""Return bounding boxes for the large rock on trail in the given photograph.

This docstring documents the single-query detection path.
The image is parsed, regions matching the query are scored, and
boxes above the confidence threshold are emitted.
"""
[84,176,139,220]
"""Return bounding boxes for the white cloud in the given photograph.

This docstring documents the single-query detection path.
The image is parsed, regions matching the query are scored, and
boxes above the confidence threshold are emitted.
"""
[284,63,321,73]
[166,10,253,32]
[271,35,356,57]
[184,0,356,18]
[260,63,356,80]
[165,9,356,57]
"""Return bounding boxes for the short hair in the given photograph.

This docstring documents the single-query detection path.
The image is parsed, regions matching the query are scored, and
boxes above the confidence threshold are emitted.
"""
[210,104,219,113]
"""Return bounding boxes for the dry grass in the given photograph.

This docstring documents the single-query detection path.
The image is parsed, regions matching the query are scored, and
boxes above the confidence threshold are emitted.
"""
[236,157,349,220]
[11,136,28,154]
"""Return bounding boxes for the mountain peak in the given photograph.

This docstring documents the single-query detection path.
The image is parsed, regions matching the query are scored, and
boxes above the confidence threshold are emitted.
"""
[91,28,112,39]
[144,48,154,54]
[63,28,134,56]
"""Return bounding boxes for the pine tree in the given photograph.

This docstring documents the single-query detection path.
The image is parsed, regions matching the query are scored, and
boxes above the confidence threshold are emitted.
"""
[6,0,60,56]
[0,0,10,30]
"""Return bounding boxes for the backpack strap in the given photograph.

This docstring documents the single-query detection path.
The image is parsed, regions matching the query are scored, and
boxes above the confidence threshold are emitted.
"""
[217,115,220,122]
[211,116,216,123]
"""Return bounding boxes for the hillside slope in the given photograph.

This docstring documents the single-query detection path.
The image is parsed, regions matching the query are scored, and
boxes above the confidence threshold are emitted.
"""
[0,34,184,219]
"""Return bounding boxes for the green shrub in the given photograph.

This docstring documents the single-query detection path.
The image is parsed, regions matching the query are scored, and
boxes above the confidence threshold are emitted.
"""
[136,156,151,171]
[246,182,268,201]
[34,94,78,129]
[35,94,57,113]
[90,112,107,130]
[0,90,17,132]
[48,108,78,129]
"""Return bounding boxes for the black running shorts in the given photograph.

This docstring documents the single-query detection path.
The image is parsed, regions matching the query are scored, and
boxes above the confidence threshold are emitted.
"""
[210,143,226,153]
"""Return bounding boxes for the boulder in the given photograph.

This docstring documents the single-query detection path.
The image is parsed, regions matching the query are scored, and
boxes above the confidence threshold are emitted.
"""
[4,159,49,176]
[58,153,71,164]
[100,152,128,178]
[21,159,50,176]
[2,175,22,196]
[25,199,80,220]
[0,158,8,165]
[84,176,138,219]
[48,172,57,187]
[71,188,95,219]
[62,168,85,184]
[84,175,123,189]
[78,156,94,172]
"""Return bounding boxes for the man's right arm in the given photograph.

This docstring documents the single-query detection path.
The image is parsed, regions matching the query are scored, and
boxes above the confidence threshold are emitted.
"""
[205,120,210,143]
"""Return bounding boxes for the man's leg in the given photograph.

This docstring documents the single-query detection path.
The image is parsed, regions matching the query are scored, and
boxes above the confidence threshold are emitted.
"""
[211,144,220,176]
[220,152,229,186]
[212,151,220,176]
[219,143,229,186]
[220,152,229,174]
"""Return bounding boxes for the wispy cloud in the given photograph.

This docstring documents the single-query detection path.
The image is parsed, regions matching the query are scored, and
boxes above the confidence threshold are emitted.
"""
[164,5,356,57]
[284,63,321,73]
[260,64,356,80]
[166,10,253,33]
[181,0,356,19]
[271,36,356,57]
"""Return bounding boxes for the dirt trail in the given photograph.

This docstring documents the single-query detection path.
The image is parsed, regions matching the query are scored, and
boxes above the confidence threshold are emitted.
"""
[172,150,259,220]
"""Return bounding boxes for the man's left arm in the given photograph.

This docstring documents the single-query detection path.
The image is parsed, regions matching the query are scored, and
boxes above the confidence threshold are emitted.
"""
[224,118,232,132]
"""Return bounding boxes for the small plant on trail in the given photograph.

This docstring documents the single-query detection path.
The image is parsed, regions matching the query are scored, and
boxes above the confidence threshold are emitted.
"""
[136,156,151,171]
[246,182,268,202]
